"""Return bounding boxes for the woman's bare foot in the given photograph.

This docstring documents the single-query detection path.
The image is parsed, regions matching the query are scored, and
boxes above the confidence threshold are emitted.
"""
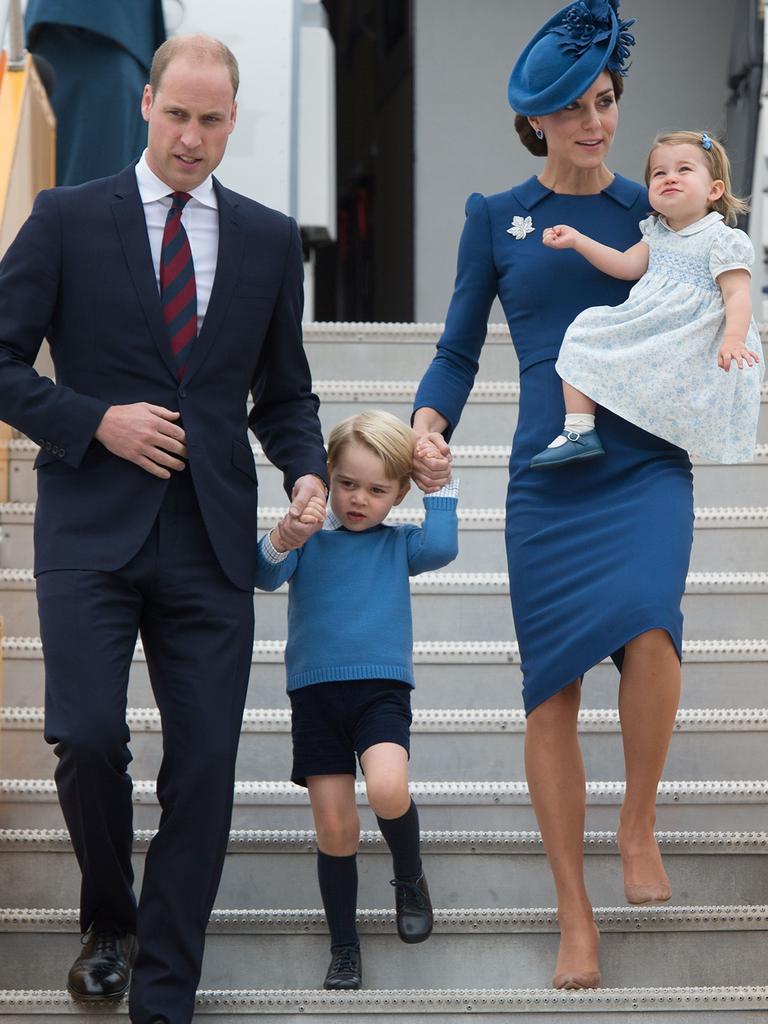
[552,910,601,990]
[617,824,671,904]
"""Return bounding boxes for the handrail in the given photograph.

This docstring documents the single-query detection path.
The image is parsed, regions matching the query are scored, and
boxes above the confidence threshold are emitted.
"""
[1,0,24,70]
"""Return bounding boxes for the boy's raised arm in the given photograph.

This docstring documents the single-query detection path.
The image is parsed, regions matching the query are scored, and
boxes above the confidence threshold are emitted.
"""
[406,478,460,575]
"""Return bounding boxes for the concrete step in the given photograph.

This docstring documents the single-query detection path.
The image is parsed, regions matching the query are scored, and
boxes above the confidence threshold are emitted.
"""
[1,904,766,991]
[300,321,521,381]
[5,438,768,509]
[2,706,767,782]
[1,985,767,1022]
[317,381,768,448]
[2,569,767,640]
[249,444,768,509]
[5,503,768,573]
[2,778,764,833]
[299,323,768,385]
[1,829,765,911]
[310,380,767,447]
[3,637,766,712]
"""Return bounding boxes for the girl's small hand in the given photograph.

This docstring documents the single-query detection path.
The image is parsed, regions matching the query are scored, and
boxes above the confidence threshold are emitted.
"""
[298,495,326,525]
[717,341,761,372]
[542,225,580,250]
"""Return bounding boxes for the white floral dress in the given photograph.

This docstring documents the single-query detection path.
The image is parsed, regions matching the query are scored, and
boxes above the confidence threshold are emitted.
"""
[555,211,764,463]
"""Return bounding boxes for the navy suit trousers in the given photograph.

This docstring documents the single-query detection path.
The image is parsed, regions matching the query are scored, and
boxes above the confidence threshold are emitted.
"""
[38,469,254,1023]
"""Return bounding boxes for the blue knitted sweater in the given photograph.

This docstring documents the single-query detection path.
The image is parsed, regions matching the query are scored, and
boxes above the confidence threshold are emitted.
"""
[254,490,459,691]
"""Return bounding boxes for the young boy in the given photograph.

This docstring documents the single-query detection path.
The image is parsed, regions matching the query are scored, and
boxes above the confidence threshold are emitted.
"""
[254,410,458,990]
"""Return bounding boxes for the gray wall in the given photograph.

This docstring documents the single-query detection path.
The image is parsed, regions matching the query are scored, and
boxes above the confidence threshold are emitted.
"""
[414,0,741,322]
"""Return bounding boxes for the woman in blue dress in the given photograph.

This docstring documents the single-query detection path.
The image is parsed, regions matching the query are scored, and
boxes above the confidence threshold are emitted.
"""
[412,0,693,990]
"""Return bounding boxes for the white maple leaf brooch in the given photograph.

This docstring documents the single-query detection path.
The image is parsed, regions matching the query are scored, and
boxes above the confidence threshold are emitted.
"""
[507,215,534,240]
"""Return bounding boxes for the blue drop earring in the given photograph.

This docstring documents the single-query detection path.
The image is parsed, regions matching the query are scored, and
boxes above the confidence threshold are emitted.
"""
[535,128,544,140]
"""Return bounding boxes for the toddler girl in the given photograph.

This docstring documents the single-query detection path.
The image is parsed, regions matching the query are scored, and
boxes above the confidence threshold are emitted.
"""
[254,410,458,990]
[530,131,763,468]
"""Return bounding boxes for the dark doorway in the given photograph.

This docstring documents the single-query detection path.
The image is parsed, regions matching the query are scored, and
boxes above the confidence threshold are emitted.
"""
[318,0,414,322]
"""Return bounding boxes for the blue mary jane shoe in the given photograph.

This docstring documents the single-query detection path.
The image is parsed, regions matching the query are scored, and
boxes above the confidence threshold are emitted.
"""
[530,429,605,469]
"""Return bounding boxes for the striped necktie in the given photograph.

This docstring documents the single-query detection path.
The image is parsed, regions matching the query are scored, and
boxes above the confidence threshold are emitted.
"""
[160,191,197,379]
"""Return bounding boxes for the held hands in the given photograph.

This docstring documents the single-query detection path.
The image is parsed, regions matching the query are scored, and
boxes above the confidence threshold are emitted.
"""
[542,225,581,250]
[271,474,327,551]
[717,340,761,372]
[412,432,452,493]
[94,403,187,478]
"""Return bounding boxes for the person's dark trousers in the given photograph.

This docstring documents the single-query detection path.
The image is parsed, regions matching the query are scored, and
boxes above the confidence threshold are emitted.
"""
[38,470,254,1024]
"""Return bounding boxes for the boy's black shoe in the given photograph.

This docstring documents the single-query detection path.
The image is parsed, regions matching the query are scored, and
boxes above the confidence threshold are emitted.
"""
[67,923,137,1001]
[323,944,362,990]
[391,873,433,943]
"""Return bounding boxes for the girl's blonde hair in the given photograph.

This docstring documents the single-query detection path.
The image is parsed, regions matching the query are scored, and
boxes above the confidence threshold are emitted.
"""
[644,131,749,226]
[327,410,414,483]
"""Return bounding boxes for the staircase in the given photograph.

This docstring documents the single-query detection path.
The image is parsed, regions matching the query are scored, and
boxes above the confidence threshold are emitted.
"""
[0,321,766,1021]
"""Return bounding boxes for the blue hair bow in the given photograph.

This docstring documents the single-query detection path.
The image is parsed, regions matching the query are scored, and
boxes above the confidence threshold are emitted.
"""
[700,132,713,151]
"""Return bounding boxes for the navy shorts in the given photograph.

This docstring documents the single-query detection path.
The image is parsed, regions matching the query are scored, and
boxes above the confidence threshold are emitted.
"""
[288,678,413,787]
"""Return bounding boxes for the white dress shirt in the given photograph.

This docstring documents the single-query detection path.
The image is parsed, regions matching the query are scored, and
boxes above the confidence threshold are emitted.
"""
[135,150,219,332]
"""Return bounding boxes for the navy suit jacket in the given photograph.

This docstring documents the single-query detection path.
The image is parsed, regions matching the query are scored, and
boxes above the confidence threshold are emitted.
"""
[0,163,328,590]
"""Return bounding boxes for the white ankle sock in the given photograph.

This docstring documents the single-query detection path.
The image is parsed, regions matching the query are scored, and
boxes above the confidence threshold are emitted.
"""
[547,414,596,448]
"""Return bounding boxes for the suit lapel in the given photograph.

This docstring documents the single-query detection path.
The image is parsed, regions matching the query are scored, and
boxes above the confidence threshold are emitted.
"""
[111,165,178,382]
[183,180,244,386]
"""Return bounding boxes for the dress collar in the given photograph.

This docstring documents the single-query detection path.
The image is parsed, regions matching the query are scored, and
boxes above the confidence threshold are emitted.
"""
[510,172,643,211]
[657,211,723,236]
[135,149,217,209]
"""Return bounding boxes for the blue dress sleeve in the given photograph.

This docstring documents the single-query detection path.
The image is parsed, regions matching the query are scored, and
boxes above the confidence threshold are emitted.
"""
[413,193,498,441]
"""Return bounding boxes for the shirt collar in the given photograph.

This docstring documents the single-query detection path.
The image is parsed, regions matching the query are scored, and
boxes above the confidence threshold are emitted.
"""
[657,210,723,236]
[323,507,343,530]
[510,172,643,211]
[135,150,217,209]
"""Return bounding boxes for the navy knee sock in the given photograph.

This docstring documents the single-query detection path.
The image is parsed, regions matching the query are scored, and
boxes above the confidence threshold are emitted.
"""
[316,850,359,950]
[376,799,422,882]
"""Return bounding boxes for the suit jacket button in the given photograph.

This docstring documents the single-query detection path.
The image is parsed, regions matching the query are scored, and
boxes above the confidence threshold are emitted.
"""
[57,449,65,458]
[44,442,52,451]
[178,387,187,398]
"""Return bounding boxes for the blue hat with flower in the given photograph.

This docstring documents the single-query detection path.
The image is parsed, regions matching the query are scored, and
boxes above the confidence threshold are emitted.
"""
[507,0,636,116]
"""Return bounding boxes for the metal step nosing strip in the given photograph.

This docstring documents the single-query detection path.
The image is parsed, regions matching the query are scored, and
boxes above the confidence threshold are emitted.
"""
[2,779,766,806]
[4,637,768,663]
[4,569,768,595]
[5,503,768,529]
[1,986,767,1014]
[1,905,767,934]
[3,706,768,732]
[5,438,768,463]
[1,828,765,855]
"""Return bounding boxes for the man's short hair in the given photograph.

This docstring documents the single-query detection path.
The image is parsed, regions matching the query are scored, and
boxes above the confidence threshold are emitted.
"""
[327,411,415,483]
[149,35,239,99]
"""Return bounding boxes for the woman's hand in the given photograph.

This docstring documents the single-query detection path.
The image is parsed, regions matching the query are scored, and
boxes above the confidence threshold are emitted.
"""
[717,339,761,372]
[542,225,581,250]
[412,432,452,493]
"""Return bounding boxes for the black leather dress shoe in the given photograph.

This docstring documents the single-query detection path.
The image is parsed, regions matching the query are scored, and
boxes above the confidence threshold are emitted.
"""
[391,873,433,943]
[323,944,362,990]
[67,923,137,1001]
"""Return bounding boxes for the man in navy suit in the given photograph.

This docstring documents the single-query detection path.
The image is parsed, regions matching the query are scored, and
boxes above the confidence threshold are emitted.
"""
[0,35,328,1023]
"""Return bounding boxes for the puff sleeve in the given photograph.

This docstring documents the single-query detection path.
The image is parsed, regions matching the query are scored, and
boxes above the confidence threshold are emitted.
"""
[709,228,754,281]
[638,216,657,240]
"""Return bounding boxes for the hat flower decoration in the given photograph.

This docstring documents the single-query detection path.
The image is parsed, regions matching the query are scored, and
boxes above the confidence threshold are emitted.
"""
[553,1,634,70]
[508,0,636,117]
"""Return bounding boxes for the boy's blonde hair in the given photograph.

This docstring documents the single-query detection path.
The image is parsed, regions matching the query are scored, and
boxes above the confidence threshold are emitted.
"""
[327,410,415,483]
[644,131,749,226]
